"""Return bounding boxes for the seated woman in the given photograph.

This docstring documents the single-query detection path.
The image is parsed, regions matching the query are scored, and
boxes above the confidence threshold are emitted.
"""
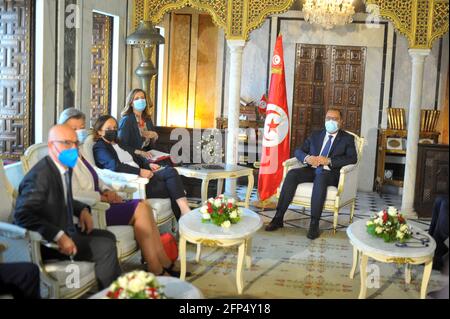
[92,114,191,219]
[58,108,179,277]
[118,88,159,162]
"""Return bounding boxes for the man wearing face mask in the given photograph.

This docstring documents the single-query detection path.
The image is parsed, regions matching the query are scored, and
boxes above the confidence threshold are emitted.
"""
[265,109,358,239]
[13,124,122,289]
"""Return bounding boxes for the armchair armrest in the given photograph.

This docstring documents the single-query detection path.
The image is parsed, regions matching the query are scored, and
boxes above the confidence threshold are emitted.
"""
[337,164,360,204]
[90,201,111,230]
[282,158,306,179]
[339,164,357,174]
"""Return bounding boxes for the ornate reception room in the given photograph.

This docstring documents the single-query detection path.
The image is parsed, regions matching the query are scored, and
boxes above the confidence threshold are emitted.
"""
[0,0,449,301]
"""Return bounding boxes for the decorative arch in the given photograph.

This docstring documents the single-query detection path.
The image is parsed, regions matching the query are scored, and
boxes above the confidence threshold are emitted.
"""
[133,0,295,40]
[365,0,449,49]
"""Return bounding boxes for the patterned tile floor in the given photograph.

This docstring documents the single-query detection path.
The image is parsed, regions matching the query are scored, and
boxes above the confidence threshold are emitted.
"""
[188,185,432,233]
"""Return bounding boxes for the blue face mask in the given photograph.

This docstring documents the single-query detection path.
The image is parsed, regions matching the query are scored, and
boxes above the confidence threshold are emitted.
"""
[325,120,339,134]
[58,148,79,168]
[76,129,88,144]
[133,99,147,112]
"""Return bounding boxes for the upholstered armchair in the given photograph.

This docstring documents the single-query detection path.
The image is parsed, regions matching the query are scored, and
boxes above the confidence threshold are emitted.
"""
[278,131,364,234]
[0,160,97,299]
[20,142,177,257]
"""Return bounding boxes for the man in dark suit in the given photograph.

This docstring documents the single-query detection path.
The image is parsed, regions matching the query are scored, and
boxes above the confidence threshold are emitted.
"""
[265,109,358,239]
[14,124,121,289]
[0,262,40,299]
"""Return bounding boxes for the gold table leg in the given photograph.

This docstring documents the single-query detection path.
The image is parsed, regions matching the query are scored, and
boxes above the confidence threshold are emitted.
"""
[350,246,359,279]
[358,254,368,299]
[420,260,433,299]
[236,241,246,294]
[179,235,187,281]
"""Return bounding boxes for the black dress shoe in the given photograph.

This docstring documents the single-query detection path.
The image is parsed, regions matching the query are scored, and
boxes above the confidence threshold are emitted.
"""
[307,223,320,240]
[265,219,284,231]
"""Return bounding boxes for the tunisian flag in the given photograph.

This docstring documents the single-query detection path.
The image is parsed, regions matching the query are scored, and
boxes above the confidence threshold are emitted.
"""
[257,35,290,201]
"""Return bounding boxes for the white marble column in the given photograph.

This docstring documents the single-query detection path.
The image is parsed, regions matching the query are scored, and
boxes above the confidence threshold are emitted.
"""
[225,40,246,198]
[401,49,431,217]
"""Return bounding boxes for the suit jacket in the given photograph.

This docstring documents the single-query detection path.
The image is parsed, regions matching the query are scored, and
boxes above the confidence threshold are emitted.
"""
[118,114,156,152]
[14,156,90,242]
[93,139,147,176]
[294,129,358,175]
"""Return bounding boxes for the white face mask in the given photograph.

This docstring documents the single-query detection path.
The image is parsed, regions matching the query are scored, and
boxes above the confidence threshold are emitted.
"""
[76,129,88,144]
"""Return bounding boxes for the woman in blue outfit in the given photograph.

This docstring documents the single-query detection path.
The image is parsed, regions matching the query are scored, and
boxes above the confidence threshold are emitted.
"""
[92,115,191,220]
[118,89,159,161]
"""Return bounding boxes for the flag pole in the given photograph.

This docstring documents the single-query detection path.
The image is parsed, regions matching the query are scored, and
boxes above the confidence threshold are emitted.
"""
[252,196,277,211]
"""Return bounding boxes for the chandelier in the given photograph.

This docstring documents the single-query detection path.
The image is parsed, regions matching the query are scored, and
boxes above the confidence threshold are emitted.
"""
[303,0,355,29]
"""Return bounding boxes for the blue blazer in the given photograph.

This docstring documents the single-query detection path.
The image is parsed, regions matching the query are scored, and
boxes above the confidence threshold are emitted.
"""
[93,139,148,176]
[294,129,358,174]
[118,114,156,152]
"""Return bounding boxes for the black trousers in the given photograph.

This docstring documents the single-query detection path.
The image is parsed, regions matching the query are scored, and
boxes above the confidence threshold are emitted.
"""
[429,196,449,267]
[145,166,187,220]
[41,228,121,289]
[274,167,340,221]
[0,263,40,299]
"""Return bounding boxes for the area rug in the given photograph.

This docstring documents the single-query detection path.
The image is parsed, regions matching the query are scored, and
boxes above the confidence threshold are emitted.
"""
[180,227,446,299]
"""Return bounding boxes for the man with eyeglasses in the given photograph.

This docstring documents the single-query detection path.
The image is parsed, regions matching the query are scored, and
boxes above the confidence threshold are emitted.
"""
[265,109,358,240]
[14,124,121,290]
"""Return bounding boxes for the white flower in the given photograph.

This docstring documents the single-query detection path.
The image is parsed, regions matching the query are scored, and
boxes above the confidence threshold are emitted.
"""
[387,206,397,216]
[208,198,214,203]
[366,220,374,226]
[396,230,405,239]
[230,211,238,219]
[227,198,235,205]
[214,199,222,207]
[202,213,211,220]
[118,276,128,289]
[377,211,384,218]
[221,220,231,228]
[375,226,383,234]
[200,206,208,214]
[128,278,146,293]
[374,217,382,225]
[218,194,225,199]
[400,224,409,232]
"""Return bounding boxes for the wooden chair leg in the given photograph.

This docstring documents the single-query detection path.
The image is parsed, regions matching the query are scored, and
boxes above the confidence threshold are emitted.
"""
[350,200,356,224]
[333,209,339,235]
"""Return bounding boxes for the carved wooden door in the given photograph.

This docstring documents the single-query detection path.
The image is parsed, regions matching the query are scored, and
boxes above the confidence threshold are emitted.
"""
[328,46,366,135]
[291,44,329,155]
[291,44,366,153]
[0,0,33,160]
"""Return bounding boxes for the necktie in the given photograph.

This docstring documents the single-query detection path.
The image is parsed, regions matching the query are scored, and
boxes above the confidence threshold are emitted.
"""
[316,135,333,174]
[64,169,77,236]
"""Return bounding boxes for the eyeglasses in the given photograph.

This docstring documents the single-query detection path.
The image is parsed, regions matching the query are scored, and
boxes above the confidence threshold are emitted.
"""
[51,140,80,148]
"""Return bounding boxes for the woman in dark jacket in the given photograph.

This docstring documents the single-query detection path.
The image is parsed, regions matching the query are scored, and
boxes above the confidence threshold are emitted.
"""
[118,89,158,161]
[92,115,191,219]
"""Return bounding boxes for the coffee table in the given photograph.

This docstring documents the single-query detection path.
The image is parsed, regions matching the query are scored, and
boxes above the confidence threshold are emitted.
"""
[178,207,263,294]
[347,219,436,299]
[175,164,254,207]
[89,276,204,299]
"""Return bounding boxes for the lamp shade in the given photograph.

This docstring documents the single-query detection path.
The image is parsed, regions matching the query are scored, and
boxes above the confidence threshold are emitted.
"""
[126,21,164,47]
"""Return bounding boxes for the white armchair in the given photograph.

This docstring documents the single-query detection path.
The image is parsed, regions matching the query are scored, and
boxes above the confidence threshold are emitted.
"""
[278,131,364,234]
[0,160,96,299]
[21,142,177,260]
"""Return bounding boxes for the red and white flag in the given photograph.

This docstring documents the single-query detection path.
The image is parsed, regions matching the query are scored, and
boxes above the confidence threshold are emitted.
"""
[257,35,290,201]
[258,94,268,115]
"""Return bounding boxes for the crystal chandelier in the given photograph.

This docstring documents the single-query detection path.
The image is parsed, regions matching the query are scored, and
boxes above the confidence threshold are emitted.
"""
[303,0,355,29]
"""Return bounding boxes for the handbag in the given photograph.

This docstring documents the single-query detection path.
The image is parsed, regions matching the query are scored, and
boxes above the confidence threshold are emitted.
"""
[160,233,178,262]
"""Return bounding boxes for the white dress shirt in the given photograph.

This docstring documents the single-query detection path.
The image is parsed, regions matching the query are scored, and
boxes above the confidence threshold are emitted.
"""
[305,131,338,170]
[112,143,140,168]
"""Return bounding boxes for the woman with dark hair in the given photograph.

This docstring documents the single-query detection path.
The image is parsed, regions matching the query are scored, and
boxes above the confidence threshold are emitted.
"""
[58,108,179,277]
[118,89,158,161]
[92,115,191,220]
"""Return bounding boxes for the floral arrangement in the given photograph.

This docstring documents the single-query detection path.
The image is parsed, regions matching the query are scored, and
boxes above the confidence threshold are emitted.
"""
[106,270,166,299]
[366,206,412,243]
[200,195,241,228]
